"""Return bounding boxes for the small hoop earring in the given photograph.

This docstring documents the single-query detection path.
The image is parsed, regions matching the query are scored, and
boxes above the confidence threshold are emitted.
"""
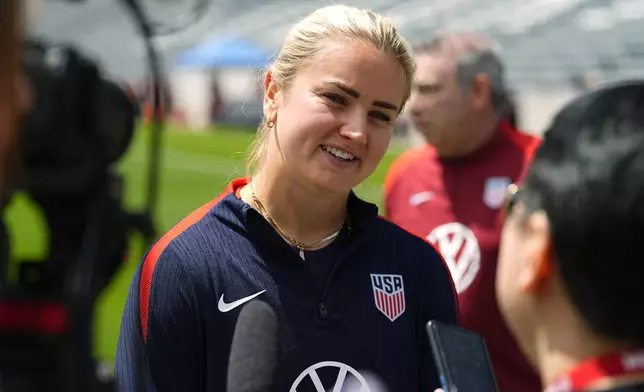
[267,121,275,128]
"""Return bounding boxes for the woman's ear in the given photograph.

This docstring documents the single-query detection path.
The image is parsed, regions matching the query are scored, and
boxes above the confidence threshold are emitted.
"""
[263,70,279,122]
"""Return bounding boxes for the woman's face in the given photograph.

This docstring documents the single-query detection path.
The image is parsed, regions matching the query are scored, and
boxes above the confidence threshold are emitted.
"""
[263,40,406,194]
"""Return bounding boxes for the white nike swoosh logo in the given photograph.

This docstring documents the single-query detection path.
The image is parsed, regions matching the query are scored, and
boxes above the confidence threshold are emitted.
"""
[218,290,266,312]
[409,191,434,207]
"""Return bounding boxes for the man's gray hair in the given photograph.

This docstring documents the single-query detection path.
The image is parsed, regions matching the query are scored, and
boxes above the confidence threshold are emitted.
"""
[415,32,508,114]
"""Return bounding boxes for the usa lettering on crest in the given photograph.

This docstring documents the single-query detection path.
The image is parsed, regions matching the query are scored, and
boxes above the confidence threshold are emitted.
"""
[370,274,406,322]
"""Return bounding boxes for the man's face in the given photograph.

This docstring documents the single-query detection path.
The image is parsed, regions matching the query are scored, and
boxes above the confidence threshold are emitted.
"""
[407,53,472,156]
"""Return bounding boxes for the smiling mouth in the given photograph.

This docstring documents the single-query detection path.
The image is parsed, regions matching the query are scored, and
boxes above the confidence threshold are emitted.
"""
[321,145,357,162]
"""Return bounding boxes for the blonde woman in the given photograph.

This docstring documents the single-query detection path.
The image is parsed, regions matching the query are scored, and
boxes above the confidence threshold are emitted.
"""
[116,5,458,391]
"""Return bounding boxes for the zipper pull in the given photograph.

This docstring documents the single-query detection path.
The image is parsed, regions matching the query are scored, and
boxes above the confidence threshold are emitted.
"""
[318,302,328,319]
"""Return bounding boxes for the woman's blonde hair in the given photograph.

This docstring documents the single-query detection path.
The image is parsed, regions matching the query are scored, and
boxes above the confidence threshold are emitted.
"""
[246,4,416,175]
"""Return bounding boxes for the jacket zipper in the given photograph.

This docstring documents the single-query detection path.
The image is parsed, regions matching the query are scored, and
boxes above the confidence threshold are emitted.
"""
[317,234,364,319]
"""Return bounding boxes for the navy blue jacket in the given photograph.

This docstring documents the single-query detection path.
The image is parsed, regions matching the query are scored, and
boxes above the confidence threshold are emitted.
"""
[115,178,458,392]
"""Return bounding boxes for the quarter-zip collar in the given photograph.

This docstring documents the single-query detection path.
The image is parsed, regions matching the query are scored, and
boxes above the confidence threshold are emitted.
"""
[214,177,379,263]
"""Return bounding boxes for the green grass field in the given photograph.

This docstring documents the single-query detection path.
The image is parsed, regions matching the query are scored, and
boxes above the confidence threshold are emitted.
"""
[3,125,404,364]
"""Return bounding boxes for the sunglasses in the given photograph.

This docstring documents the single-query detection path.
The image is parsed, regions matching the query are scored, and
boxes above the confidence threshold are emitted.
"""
[502,183,522,222]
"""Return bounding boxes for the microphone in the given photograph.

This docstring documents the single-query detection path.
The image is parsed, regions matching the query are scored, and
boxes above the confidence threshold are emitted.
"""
[344,371,390,392]
[226,300,279,392]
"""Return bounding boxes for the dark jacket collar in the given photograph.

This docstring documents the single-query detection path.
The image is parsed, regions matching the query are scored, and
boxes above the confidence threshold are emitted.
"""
[212,178,379,252]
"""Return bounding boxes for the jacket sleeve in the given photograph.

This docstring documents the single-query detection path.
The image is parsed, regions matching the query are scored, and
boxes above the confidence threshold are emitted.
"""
[418,242,459,391]
[421,244,459,325]
[115,247,202,392]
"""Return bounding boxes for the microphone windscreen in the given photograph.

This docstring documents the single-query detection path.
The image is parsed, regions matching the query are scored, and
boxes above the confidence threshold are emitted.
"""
[344,371,390,392]
[226,300,279,392]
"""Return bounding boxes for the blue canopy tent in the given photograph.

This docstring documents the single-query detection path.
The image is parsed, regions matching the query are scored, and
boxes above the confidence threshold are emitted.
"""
[176,34,273,68]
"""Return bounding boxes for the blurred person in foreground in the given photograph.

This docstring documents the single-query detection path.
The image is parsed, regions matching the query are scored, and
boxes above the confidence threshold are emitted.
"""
[496,81,644,392]
[383,32,541,392]
[116,4,458,392]
[0,0,30,208]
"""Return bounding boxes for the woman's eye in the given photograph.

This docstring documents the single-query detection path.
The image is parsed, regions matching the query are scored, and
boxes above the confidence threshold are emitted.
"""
[322,92,391,123]
[418,85,437,94]
[324,93,347,105]
[371,111,392,122]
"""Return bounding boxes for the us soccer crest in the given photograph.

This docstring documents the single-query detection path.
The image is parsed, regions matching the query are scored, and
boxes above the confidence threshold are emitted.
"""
[370,274,406,322]
[483,177,511,209]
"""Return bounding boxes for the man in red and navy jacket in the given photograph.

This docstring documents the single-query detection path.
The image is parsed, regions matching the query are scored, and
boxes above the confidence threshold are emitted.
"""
[385,32,541,392]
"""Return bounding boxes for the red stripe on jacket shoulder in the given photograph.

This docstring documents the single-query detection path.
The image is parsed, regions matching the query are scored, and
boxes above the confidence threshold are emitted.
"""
[139,178,248,342]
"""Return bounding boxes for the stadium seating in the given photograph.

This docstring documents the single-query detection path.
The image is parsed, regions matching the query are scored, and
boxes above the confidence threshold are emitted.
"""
[244,0,406,51]
[30,0,644,89]
[496,0,644,87]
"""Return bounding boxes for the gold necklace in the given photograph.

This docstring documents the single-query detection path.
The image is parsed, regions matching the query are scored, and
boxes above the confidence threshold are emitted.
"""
[250,183,344,260]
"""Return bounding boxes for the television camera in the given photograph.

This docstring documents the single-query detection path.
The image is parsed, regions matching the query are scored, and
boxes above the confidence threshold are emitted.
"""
[0,36,143,392]
[0,0,212,390]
